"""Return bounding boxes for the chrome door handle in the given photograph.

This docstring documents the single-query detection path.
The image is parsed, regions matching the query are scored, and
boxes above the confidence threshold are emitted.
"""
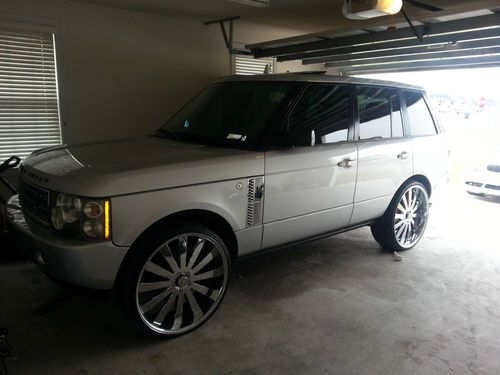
[397,151,409,160]
[338,158,356,168]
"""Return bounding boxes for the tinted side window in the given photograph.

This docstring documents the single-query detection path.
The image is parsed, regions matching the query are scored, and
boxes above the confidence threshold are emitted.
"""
[357,87,391,140]
[289,84,351,144]
[391,90,404,138]
[404,91,437,136]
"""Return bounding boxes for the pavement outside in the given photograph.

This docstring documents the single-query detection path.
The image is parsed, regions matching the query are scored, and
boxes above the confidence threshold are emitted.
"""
[1,182,499,375]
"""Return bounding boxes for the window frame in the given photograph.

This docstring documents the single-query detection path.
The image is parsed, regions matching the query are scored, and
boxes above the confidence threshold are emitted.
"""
[354,85,407,143]
[401,89,440,138]
[0,16,65,161]
[278,82,356,147]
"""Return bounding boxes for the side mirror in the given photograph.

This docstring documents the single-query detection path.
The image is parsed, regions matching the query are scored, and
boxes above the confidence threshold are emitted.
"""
[286,128,316,147]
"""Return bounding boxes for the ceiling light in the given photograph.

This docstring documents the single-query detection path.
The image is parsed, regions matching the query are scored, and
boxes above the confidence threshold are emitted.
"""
[343,0,403,19]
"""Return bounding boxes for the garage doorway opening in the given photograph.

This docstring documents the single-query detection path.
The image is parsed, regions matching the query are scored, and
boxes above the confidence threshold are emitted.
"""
[360,68,500,189]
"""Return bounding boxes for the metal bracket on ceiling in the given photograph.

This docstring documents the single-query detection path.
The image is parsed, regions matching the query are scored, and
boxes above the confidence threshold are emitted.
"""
[401,9,430,43]
[203,16,251,55]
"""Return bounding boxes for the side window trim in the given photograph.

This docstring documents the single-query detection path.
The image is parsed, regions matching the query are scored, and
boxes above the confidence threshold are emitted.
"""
[399,88,411,139]
[423,94,442,135]
[389,88,405,139]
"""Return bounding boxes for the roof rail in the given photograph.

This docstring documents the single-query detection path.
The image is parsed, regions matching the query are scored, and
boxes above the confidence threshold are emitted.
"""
[287,71,327,75]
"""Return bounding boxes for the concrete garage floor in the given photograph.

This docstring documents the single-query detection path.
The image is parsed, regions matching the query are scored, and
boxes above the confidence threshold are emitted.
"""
[1,183,500,375]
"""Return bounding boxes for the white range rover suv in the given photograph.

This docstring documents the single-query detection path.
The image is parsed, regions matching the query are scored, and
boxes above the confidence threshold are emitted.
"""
[7,73,448,336]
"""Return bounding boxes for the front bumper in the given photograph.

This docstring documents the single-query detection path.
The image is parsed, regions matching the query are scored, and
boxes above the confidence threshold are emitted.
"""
[465,171,500,197]
[6,195,128,289]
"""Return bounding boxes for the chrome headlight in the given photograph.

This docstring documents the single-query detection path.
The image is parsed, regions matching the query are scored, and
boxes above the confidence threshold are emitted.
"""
[51,193,81,230]
[50,193,111,241]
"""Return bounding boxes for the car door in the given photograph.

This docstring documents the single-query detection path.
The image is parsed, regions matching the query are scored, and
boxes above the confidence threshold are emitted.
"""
[403,90,449,190]
[262,83,358,249]
[350,86,413,224]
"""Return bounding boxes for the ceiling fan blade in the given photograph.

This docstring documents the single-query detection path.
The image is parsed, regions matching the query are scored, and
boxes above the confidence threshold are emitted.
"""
[405,0,443,12]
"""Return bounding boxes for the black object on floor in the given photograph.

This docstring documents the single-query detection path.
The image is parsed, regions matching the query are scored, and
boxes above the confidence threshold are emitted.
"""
[0,327,13,374]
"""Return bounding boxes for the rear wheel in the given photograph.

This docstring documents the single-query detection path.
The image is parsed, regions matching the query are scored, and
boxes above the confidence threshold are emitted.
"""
[116,224,231,337]
[371,181,429,251]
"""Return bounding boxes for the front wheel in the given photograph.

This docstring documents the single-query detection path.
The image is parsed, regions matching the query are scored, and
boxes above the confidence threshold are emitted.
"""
[371,181,429,251]
[115,224,231,337]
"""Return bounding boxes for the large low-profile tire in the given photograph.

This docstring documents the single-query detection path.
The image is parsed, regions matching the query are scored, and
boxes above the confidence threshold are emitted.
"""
[115,223,231,337]
[371,181,429,252]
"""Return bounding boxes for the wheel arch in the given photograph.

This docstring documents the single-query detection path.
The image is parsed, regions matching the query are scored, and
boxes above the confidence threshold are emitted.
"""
[407,174,432,198]
[126,209,238,260]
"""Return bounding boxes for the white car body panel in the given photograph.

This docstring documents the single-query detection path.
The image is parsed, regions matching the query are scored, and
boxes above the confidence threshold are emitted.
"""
[21,138,264,197]
[353,138,414,223]
[262,143,357,248]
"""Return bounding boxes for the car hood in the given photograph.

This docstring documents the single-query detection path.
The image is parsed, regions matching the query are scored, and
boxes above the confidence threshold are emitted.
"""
[20,137,264,197]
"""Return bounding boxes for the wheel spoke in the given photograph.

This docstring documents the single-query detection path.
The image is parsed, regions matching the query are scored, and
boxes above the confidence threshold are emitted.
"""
[179,236,188,270]
[395,222,406,240]
[191,249,216,275]
[411,190,419,210]
[400,223,408,244]
[397,203,405,213]
[171,293,185,330]
[402,192,409,210]
[160,244,181,273]
[186,238,205,271]
[138,280,171,293]
[191,283,220,301]
[153,291,177,325]
[140,287,174,314]
[192,266,225,282]
[144,262,174,280]
[408,188,413,210]
[185,289,203,321]
[394,219,405,230]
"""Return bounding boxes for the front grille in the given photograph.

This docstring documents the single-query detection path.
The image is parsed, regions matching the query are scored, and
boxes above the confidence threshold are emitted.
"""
[487,165,500,173]
[19,180,50,225]
[485,184,500,191]
[465,181,482,187]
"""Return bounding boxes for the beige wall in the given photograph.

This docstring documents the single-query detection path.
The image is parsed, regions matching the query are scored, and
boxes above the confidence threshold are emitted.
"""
[0,0,328,146]
[1,0,226,144]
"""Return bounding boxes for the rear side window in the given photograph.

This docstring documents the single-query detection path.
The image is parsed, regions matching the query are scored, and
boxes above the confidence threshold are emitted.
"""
[356,87,392,140]
[404,91,437,136]
[289,84,351,144]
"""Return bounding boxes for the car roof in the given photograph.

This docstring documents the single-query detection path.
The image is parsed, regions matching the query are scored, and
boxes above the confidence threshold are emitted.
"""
[218,72,425,92]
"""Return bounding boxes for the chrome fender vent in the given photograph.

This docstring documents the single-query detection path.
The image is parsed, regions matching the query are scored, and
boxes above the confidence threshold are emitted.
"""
[246,177,264,227]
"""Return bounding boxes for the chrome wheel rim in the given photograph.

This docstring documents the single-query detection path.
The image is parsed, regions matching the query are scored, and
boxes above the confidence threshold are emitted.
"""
[135,233,229,335]
[394,185,429,249]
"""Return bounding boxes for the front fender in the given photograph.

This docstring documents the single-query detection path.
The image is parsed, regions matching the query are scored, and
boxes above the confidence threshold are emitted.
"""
[110,179,249,247]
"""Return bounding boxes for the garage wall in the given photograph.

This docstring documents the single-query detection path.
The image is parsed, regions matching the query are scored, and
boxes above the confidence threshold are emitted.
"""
[2,0,235,144]
[1,0,326,147]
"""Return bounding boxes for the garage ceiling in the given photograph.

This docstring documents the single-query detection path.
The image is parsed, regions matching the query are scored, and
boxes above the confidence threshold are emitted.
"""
[246,0,500,74]
[72,0,500,74]
[71,0,354,33]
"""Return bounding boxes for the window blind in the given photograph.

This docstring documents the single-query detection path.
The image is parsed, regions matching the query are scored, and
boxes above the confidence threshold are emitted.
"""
[234,55,274,76]
[0,28,62,161]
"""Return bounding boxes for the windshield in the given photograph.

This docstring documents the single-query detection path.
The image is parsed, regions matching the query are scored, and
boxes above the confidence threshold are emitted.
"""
[158,81,297,148]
